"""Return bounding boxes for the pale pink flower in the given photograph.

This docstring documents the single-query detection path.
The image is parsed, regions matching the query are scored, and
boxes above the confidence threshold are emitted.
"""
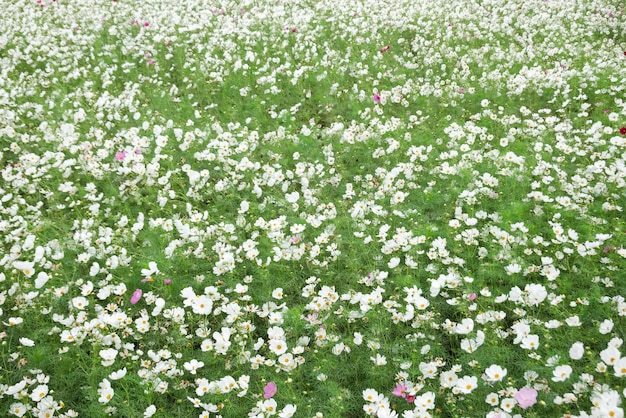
[391,383,407,398]
[514,387,537,409]
[264,381,277,399]
[115,150,127,161]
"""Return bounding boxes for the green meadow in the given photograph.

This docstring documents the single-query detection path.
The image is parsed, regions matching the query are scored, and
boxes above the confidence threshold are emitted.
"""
[1,0,625,417]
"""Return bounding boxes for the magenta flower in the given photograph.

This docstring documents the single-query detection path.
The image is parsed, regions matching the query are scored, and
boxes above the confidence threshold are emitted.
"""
[514,387,538,409]
[263,382,277,399]
[130,289,143,305]
[373,93,381,103]
[164,279,171,285]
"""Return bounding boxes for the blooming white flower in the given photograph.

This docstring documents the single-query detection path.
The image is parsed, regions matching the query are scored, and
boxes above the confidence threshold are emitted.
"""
[371,354,387,366]
[455,318,474,334]
[18,337,35,347]
[485,392,499,406]
[269,339,288,355]
[109,368,127,380]
[13,260,35,278]
[614,357,626,377]
[99,348,118,367]
[455,375,478,394]
[184,359,205,375]
[563,315,581,327]
[552,365,573,382]
[35,272,50,289]
[569,342,585,360]
[520,334,539,350]
[484,364,507,382]
[524,283,547,306]
[72,296,89,310]
[278,404,297,418]
[98,379,114,404]
[29,384,49,402]
[144,405,157,417]
[599,318,614,334]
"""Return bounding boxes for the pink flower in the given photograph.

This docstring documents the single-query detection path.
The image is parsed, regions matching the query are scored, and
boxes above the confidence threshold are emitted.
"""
[130,289,143,305]
[392,383,407,398]
[404,394,415,403]
[115,150,127,161]
[373,93,381,103]
[164,279,171,285]
[514,387,538,409]
[263,382,277,399]
[468,293,477,301]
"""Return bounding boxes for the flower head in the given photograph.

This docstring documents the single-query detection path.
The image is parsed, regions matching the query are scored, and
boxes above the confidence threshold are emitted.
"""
[130,289,143,305]
[264,381,277,399]
[115,150,127,161]
[514,387,538,409]
[391,383,407,398]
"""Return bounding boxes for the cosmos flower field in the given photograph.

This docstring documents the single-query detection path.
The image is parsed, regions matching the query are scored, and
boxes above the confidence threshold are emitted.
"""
[1,0,626,417]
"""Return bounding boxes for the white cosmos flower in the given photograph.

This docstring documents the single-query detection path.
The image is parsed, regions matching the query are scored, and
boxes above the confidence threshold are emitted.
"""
[552,365,573,382]
[599,319,614,334]
[565,315,582,327]
[71,296,89,310]
[484,364,507,382]
[455,318,474,335]
[387,257,400,268]
[144,405,157,417]
[285,191,299,203]
[97,379,114,404]
[99,348,118,367]
[19,337,35,347]
[524,283,547,306]
[35,272,50,289]
[184,359,205,374]
[13,260,35,278]
[569,342,585,360]
[109,368,127,380]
